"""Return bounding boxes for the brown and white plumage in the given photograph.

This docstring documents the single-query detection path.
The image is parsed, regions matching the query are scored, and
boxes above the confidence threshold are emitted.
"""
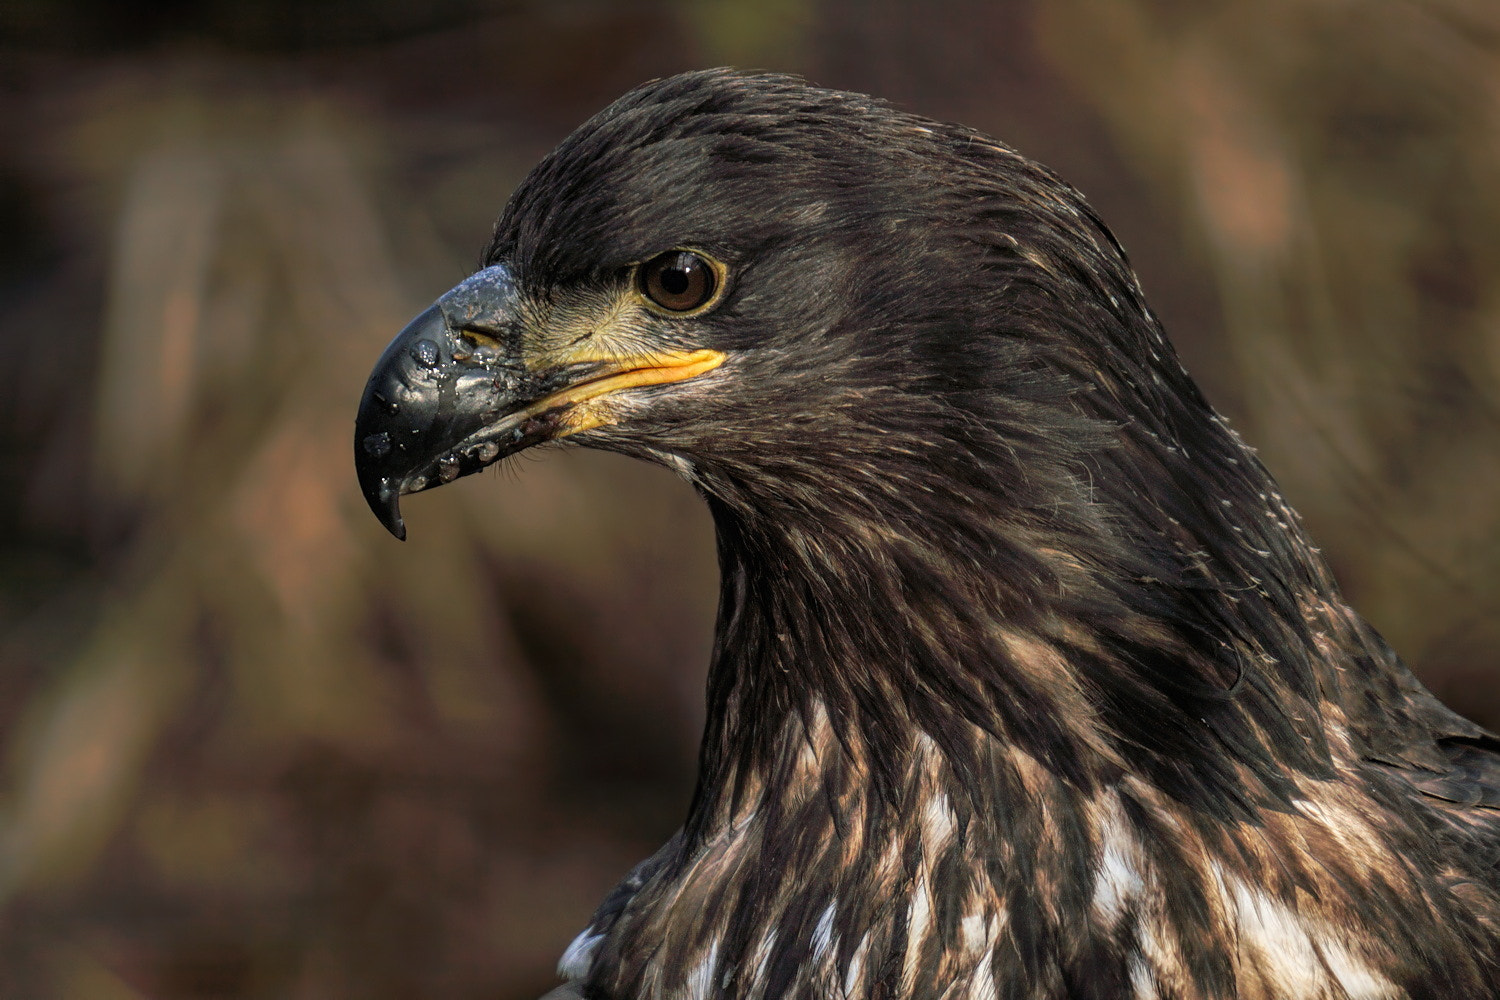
[355,69,1500,998]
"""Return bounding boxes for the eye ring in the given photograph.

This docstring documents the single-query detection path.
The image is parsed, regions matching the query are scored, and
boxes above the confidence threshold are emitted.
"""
[638,249,725,315]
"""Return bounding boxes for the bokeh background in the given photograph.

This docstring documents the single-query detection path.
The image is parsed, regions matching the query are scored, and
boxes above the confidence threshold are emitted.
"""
[2,1,1498,996]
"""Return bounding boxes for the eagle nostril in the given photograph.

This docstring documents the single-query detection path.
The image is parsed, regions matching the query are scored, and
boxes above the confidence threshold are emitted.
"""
[460,327,503,351]
[454,326,508,365]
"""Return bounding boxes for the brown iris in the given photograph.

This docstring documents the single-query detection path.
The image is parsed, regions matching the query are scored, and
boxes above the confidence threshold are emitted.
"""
[639,250,720,313]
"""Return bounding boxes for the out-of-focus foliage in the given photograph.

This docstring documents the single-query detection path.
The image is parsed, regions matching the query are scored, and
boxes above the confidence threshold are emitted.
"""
[1,1,1496,996]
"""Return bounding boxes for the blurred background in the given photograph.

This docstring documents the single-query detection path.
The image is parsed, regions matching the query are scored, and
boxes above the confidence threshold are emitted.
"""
[2,1,1498,996]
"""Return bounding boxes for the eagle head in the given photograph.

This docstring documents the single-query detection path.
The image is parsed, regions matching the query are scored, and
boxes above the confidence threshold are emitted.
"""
[356,69,1176,546]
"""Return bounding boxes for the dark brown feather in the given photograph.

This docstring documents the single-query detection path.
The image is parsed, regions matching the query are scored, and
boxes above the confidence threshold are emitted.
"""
[463,69,1500,998]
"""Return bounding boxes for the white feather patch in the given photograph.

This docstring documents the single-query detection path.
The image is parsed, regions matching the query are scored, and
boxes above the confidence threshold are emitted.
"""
[1219,867,1397,999]
[557,928,604,981]
[921,791,957,850]
[1091,793,1146,927]
[811,900,838,961]
[683,940,719,1000]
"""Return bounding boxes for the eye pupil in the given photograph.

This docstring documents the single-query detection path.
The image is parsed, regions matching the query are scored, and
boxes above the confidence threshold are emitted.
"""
[641,250,719,312]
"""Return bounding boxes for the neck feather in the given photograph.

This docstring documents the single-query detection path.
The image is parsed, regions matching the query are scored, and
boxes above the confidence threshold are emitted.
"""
[577,365,1496,1000]
[685,389,1345,838]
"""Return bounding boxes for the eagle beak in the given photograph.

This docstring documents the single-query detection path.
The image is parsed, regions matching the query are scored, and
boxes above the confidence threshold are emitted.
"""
[354,264,548,540]
[354,263,724,540]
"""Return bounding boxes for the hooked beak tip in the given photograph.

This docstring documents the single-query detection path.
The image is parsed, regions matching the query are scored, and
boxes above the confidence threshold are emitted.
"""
[364,476,408,541]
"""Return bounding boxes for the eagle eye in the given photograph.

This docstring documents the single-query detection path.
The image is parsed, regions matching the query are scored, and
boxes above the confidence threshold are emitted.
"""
[639,250,721,314]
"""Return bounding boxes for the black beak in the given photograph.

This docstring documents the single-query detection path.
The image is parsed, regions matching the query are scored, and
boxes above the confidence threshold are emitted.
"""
[354,264,556,540]
[356,263,728,540]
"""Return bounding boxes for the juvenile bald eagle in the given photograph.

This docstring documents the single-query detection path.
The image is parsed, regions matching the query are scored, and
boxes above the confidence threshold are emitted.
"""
[354,70,1500,999]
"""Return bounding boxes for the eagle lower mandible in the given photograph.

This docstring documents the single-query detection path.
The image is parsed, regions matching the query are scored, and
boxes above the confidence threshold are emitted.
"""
[354,69,1500,999]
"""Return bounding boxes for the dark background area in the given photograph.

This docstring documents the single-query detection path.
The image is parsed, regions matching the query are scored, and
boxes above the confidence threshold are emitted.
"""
[2,1,1497,997]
